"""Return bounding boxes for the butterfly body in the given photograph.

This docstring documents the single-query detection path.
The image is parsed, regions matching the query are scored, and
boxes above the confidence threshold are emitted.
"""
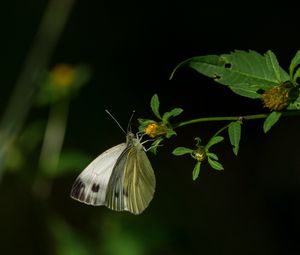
[70,132,155,215]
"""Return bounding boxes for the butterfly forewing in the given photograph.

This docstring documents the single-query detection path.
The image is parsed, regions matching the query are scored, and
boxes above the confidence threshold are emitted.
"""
[70,143,127,205]
[104,147,130,212]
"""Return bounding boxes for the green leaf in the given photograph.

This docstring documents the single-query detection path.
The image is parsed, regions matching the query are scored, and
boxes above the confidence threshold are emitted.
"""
[292,67,300,82]
[230,84,262,99]
[287,95,300,110]
[172,147,193,156]
[228,121,241,156]
[165,129,177,138]
[263,111,282,133]
[205,136,224,149]
[138,119,156,132]
[150,137,164,154]
[206,152,219,160]
[265,50,282,82]
[289,50,300,78]
[162,108,183,123]
[171,50,290,99]
[150,94,161,119]
[192,162,201,180]
[208,158,224,171]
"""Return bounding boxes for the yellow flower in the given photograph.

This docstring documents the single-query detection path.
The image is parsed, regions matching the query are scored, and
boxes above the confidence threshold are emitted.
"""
[193,147,206,161]
[50,64,75,87]
[144,122,167,138]
[261,83,293,111]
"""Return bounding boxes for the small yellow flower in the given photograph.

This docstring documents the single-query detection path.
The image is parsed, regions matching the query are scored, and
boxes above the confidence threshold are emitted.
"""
[144,122,167,138]
[261,83,293,111]
[50,64,75,87]
[193,147,206,161]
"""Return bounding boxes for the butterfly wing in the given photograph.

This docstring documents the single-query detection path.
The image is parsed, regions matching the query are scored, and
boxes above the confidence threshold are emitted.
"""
[105,137,156,214]
[104,147,129,211]
[70,143,127,205]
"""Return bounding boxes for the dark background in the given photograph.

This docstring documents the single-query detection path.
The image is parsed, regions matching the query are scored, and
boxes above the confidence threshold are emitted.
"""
[1,2,300,255]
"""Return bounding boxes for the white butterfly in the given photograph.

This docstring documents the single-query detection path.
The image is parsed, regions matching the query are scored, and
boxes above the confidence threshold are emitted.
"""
[70,132,156,215]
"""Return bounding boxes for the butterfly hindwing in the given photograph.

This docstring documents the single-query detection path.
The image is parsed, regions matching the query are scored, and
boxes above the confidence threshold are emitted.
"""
[123,138,156,214]
[70,143,127,205]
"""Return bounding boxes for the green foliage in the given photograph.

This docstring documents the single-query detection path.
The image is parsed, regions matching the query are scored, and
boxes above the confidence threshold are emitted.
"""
[192,162,201,180]
[263,111,282,133]
[289,50,300,80]
[144,50,300,180]
[205,136,224,149]
[172,134,225,179]
[172,147,193,156]
[228,121,242,155]
[171,50,291,99]
[150,94,161,119]
[139,94,183,153]
[207,158,224,171]
[162,108,184,123]
[149,137,164,155]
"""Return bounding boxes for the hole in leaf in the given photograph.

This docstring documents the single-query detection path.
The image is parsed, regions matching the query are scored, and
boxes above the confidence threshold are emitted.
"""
[256,89,264,95]
[213,74,221,80]
[224,63,231,68]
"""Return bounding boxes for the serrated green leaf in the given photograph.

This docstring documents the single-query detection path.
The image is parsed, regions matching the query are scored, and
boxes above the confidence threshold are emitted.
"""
[230,84,262,99]
[205,136,224,149]
[265,50,282,82]
[171,50,290,99]
[206,152,218,160]
[263,111,282,133]
[150,94,161,119]
[192,162,201,180]
[228,121,241,156]
[289,50,300,78]
[208,158,224,171]
[162,108,183,123]
[172,147,193,156]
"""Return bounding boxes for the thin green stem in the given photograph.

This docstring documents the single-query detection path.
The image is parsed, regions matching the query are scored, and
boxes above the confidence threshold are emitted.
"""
[212,124,230,138]
[174,111,300,129]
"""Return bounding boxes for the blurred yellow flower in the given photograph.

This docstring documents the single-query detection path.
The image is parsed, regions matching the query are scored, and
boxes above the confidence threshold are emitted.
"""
[50,64,75,87]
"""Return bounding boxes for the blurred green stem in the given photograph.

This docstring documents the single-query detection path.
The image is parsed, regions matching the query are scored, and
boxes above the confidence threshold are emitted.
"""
[33,99,70,199]
[0,0,75,179]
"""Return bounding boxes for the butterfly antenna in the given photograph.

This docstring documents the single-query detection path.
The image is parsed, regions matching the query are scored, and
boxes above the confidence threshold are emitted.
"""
[127,110,135,133]
[105,109,126,134]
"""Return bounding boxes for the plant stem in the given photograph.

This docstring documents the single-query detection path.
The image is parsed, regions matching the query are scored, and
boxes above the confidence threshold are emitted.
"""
[174,111,300,128]
[0,0,75,179]
[33,99,70,199]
